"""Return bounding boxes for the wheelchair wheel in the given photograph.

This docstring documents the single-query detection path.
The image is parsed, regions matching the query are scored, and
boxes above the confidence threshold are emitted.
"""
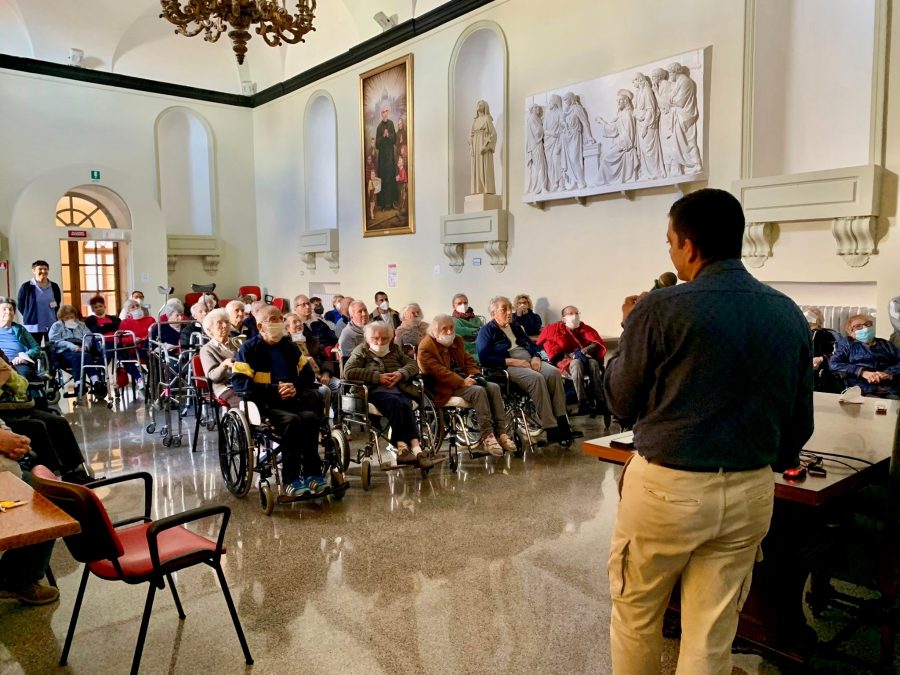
[219,409,255,497]
[47,385,62,405]
[145,423,156,434]
[162,435,173,448]
[259,483,275,515]
[360,458,372,491]
[330,428,352,472]
[416,395,445,453]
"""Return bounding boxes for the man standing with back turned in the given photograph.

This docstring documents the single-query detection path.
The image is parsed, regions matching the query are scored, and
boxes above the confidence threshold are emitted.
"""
[604,188,814,675]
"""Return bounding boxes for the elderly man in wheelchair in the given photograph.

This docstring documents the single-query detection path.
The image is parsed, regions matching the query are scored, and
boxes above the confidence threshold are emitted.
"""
[231,305,329,499]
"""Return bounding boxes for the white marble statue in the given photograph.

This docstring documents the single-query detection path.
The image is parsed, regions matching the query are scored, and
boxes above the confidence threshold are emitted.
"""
[542,94,564,192]
[651,67,681,177]
[469,99,497,194]
[526,104,548,194]
[632,72,665,180]
[665,62,702,174]
[561,91,595,190]
[597,89,639,184]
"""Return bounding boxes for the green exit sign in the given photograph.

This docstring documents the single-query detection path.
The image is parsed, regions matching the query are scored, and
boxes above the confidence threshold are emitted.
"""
[90,170,101,181]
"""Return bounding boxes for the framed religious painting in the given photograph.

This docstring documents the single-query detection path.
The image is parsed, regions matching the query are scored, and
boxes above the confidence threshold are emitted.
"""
[360,54,414,237]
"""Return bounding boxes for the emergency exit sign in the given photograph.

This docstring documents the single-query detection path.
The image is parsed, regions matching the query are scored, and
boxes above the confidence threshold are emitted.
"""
[90,170,101,181]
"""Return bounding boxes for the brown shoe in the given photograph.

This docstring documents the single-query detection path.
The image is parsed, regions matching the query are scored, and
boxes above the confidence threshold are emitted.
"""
[498,433,517,453]
[416,453,435,469]
[0,582,60,606]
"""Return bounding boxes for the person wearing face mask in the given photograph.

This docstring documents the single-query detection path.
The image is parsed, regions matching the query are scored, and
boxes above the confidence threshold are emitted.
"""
[369,291,401,329]
[512,293,543,338]
[537,306,608,418]
[829,314,900,398]
[451,293,483,363]
[344,322,434,469]
[325,294,344,326]
[418,315,514,456]
[117,299,154,387]
[309,296,333,326]
[48,304,107,397]
[232,306,328,497]
[890,296,900,349]
[393,303,428,352]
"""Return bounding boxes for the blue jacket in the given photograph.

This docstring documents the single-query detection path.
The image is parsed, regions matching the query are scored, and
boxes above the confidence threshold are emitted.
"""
[16,280,61,328]
[475,320,540,368]
[232,335,317,407]
[513,310,542,337]
[0,322,40,361]
[829,337,900,396]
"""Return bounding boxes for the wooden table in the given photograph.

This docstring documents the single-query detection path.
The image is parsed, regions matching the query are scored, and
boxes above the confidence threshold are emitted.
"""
[583,393,899,666]
[0,471,80,552]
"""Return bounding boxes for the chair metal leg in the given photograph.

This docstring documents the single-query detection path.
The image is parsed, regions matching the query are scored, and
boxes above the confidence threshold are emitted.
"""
[212,561,253,665]
[60,566,90,666]
[45,565,57,588]
[165,573,186,619]
[131,583,157,675]
[192,403,202,452]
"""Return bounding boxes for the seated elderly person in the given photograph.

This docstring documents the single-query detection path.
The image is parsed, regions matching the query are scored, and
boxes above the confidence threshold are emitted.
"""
[202,293,219,311]
[418,315,515,456]
[199,308,241,409]
[513,293,543,337]
[337,300,369,364]
[394,303,428,351]
[225,300,251,342]
[451,293,483,362]
[537,305,607,416]
[84,295,120,349]
[284,312,332,413]
[476,296,580,444]
[344,322,434,468]
[333,296,354,336]
[0,297,40,381]
[293,294,338,348]
[804,307,840,393]
[48,304,107,397]
[232,306,327,496]
[829,314,900,398]
[890,295,900,349]
[150,299,184,348]
[325,294,344,325]
[243,300,266,338]
[179,301,209,350]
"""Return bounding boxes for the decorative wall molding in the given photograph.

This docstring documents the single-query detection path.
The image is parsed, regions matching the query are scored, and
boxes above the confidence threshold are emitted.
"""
[741,221,777,268]
[733,164,884,267]
[440,209,508,272]
[166,234,221,274]
[298,228,339,274]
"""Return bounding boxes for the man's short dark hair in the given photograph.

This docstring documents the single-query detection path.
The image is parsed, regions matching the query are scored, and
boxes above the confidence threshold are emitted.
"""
[668,189,744,262]
[374,291,387,299]
[31,260,49,269]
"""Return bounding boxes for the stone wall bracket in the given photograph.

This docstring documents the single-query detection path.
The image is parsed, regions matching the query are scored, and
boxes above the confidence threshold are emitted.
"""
[440,209,508,273]
[166,235,222,275]
[741,221,777,268]
[832,216,878,268]
[298,228,340,275]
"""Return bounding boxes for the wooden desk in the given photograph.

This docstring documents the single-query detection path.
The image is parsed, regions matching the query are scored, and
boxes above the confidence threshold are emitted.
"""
[0,471,80,552]
[583,393,899,666]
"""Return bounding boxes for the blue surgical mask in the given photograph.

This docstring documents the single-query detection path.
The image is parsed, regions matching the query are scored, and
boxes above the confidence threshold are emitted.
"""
[854,327,874,343]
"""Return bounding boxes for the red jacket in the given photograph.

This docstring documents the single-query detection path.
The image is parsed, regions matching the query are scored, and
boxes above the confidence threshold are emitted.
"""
[536,321,607,373]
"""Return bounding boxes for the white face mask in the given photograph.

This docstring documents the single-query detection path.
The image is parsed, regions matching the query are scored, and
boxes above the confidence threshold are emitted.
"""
[563,314,581,329]
[244,303,253,313]
[266,322,284,340]
[369,342,389,357]
[64,319,78,329]
[455,303,468,314]
[436,334,455,347]
[290,332,306,343]
[379,301,389,312]
[130,309,143,320]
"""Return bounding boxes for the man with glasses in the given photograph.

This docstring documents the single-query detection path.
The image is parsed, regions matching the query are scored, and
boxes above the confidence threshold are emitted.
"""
[829,314,900,398]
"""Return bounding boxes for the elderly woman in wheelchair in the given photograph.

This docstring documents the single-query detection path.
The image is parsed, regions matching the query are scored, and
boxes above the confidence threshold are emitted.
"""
[342,322,436,471]
[228,306,339,508]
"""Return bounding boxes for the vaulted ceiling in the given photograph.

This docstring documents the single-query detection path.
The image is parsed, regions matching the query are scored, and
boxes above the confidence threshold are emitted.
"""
[0,0,451,93]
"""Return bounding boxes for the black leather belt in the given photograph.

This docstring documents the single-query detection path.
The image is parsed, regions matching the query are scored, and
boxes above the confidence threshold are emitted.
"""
[650,459,767,473]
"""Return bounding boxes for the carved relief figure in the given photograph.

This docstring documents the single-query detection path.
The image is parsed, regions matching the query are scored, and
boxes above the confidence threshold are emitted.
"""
[651,67,680,177]
[543,94,564,192]
[375,106,399,209]
[597,89,639,184]
[469,100,497,194]
[526,104,548,194]
[666,62,702,173]
[561,91,595,190]
[632,72,665,180]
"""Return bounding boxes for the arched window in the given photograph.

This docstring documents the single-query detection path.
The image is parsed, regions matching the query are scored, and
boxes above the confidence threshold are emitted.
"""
[55,194,113,229]
[155,107,215,236]
[304,92,338,229]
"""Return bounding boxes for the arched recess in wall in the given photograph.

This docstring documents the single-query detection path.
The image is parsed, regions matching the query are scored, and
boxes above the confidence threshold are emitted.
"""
[304,91,338,230]
[154,106,217,236]
[448,22,508,214]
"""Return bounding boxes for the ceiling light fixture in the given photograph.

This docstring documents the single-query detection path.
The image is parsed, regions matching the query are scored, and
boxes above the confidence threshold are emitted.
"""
[159,0,317,65]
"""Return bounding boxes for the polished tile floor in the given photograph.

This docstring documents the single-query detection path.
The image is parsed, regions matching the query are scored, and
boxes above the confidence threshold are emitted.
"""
[0,393,890,674]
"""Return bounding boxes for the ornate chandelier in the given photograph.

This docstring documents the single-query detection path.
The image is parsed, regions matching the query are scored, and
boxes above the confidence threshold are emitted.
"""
[159,0,317,65]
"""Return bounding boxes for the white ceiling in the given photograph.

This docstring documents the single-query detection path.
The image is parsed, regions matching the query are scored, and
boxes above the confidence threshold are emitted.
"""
[0,0,452,94]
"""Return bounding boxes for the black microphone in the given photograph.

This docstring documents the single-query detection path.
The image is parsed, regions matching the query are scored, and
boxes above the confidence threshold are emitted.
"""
[652,272,677,290]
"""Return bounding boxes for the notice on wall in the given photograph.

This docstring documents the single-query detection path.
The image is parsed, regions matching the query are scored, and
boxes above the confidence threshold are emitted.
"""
[387,263,398,289]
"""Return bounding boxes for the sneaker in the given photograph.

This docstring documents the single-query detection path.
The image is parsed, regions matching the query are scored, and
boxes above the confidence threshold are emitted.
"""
[497,433,517,453]
[284,478,310,497]
[0,582,60,606]
[306,475,328,494]
[483,434,504,457]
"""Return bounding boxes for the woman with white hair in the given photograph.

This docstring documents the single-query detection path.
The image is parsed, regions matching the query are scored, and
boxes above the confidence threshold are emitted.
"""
[344,321,433,469]
[179,301,209,350]
[418,315,513,456]
[393,303,428,351]
[199,308,240,408]
[150,299,185,349]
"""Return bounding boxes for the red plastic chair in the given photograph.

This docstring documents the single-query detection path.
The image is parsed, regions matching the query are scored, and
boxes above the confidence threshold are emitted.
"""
[271,298,288,312]
[237,285,261,300]
[30,466,253,674]
[190,354,226,451]
[218,298,231,309]
[184,292,202,309]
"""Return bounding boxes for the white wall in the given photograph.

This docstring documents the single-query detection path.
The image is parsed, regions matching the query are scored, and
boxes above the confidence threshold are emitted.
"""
[305,94,338,230]
[157,109,214,237]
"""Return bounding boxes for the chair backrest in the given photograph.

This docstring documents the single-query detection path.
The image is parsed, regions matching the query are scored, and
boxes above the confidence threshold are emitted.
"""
[238,285,261,300]
[191,353,210,393]
[271,298,287,312]
[30,465,124,564]
[185,292,202,308]
[218,298,231,308]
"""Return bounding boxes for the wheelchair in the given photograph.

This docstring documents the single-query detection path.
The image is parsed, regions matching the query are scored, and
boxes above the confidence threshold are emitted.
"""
[330,376,445,490]
[217,392,348,515]
[41,334,112,408]
[482,368,557,454]
[144,334,193,447]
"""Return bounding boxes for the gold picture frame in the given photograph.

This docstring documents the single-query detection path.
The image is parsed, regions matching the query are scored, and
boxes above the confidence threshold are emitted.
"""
[360,53,414,237]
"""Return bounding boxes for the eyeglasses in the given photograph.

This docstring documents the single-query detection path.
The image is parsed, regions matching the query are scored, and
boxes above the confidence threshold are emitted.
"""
[850,321,874,331]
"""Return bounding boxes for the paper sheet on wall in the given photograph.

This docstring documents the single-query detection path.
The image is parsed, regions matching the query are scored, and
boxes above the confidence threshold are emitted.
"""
[387,263,398,289]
